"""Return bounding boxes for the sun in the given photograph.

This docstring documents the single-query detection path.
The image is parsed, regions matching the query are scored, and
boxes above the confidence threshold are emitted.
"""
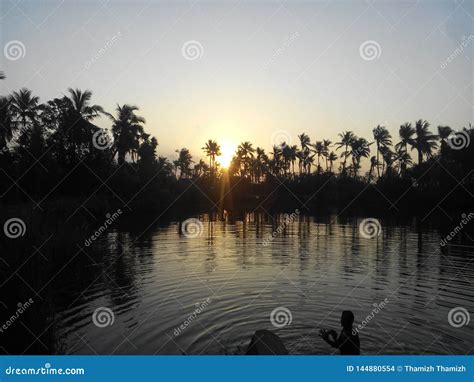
[217,141,235,168]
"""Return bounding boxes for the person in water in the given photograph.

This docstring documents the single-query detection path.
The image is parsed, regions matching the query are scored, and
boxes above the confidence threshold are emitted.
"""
[319,310,360,355]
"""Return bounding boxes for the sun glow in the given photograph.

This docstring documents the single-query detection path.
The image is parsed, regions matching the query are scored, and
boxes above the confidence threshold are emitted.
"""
[217,141,235,169]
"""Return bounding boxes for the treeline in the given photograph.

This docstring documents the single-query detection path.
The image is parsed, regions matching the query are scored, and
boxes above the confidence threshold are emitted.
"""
[0,85,472,215]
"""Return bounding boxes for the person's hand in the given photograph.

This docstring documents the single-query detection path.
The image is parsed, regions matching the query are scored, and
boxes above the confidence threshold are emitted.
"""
[319,329,329,341]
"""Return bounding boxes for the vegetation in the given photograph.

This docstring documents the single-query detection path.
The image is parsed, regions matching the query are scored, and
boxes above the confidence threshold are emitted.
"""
[0,86,473,215]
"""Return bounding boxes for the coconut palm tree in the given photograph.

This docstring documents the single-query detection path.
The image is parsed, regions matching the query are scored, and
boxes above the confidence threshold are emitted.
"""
[380,145,395,177]
[66,88,104,121]
[175,148,193,178]
[322,139,332,170]
[298,133,310,151]
[137,133,158,168]
[281,143,293,177]
[237,141,255,177]
[367,156,377,183]
[372,125,392,177]
[0,96,15,149]
[202,139,221,176]
[312,141,325,174]
[395,123,415,152]
[335,131,355,176]
[395,146,413,176]
[255,147,267,182]
[303,149,315,174]
[269,145,283,176]
[327,151,338,173]
[350,137,371,177]
[109,104,145,164]
[410,119,438,164]
[10,88,40,131]
[288,145,298,176]
[194,159,209,177]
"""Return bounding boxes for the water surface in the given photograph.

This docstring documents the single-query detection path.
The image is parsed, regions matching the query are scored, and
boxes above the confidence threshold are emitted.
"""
[55,213,473,355]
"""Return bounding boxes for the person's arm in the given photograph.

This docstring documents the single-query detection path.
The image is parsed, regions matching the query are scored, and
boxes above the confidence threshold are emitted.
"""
[320,329,339,348]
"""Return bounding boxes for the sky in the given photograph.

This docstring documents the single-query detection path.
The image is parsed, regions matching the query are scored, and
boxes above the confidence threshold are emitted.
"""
[1,0,472,166]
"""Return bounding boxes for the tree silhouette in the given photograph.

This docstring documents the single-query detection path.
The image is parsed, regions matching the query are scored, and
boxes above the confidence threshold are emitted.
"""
[202,139,221,177]
[335,131,355,176]
[411,119,438,164]
[372,125,392,177]
[109,104,145,164]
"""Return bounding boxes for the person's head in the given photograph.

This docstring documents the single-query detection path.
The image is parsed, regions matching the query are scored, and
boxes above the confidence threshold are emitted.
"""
[341,310,354,329]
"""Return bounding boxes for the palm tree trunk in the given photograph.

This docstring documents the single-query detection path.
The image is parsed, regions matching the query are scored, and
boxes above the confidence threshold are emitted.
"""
[376,145,380,178]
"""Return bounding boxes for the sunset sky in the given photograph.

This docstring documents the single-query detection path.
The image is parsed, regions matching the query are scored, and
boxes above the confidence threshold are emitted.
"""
[1,0,472,164]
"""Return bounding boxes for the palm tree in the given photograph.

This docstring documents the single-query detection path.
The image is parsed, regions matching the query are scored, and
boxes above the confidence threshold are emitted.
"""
[10,88,40,130]
[255,147,267,182]
[175,148,193,178]
[297,133,311,175]
[303,149,315,174]
[0,96,15,149]
[312,141,325,174]
[380,145,395,176]
[322,139,332,170]
[367,156,377,183]
[410,119,438,164]
[298,133,310,151]
[288,145,298,176]
[66,88,104,121]
[194,159,209,177]
[137,133,158,168]
[335,131,355,176]
[350,137,371,177]
[202,139,221,176]
[395,123,415,152]
[327,151,338,173]
[437,125,453,156]
[372,125,392,177]
[270,145,283,176]
[281,143,293,177]
[237,141,255,178]
[109,104,145,164]
[395,146,413,176]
